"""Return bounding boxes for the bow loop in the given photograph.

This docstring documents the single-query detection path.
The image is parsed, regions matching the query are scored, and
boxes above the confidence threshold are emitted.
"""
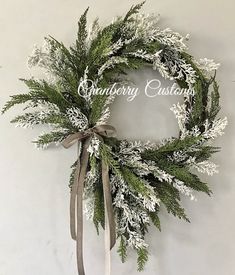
[62,124,116,149]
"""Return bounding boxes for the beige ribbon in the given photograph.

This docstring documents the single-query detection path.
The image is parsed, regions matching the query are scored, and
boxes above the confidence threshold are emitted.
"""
[62,125,116,275]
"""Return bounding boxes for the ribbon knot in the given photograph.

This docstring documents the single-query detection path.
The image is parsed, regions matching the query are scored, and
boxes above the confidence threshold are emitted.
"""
[62,124,117,275]
[62,125,116,149]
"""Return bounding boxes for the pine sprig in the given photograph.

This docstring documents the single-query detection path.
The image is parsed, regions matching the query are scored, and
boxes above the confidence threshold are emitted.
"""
[47,36,79,77]
[70,8,89,73]
[117,236,128,263]
[69,161,77,188]
[121,167,151,197]
[93,183,105,233]
[2,94,36,114]
[188,145,220,162]
[89,94,109,125]
[124,1,146,22]
[142,136,200,160]
[33,131,66,148]
[151,179,190,222]
[162,165,212,195]
[137,247,148,272]
[76,8,89,52]
[209,80,220,121]
[99,143,121,174]
[10,111,74,130]
[149,211,161,231]
[15,78,72,113]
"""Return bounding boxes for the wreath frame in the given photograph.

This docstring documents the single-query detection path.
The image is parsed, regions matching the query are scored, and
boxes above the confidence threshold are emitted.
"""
[2,2,227,273]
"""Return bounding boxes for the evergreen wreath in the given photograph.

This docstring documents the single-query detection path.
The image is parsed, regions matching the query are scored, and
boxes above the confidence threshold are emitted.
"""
[2,2,227,273]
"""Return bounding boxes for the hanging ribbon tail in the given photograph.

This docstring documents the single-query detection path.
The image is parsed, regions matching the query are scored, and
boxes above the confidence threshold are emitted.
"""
[70,159,80,241]
[75,138,91,275]
[102,160,116,250]
[104,209,111,275]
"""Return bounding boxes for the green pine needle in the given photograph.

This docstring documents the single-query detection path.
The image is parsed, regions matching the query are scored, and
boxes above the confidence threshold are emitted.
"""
[149,211,161,231]
[117,236,128,263]
[137,247,148,272]
[2,94,33,114]
[124,1,146,22]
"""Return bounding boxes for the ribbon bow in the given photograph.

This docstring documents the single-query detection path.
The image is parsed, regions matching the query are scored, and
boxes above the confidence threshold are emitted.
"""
[62,125,117,275]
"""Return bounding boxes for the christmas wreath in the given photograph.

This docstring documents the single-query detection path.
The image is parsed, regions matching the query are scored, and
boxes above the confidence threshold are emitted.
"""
[2,2,227,274]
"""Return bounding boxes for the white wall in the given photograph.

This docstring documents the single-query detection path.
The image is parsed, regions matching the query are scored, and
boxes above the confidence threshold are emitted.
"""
[0,1,234,274]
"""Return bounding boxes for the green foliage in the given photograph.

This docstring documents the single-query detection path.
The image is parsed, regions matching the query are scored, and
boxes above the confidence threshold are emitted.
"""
[68,8,89,74]
[188,145,220,163]
[137,247,148,272]
[93,182,105,233]
[100,143,121,174]
[32,131,66,148]
[21,78,71,112]
[142,136,200,162]
[180,52,213,129]
[90,154,98,173]
[158,136,199,153]
[76,8,89,55]
[40,113,71,127]
[89,94,109,125]
[117,236,128,263]
[10,112,39,125]
[209,80,220,121]
[153,179,189,222]
[121,167,151,197]
[143,140,213,197]
[69,161,77,188]
[44,36,78,78]
[10,111,74,130]
[149,211,161,231]
[156,182,189,222]
[164,165,212,195]
[2,94,33,114]
[190,79,205,126]
[124,1,146,22]
[88,23,118,72]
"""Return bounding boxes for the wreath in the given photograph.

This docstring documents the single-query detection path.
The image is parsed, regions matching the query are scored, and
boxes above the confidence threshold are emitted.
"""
[2,2,227,274]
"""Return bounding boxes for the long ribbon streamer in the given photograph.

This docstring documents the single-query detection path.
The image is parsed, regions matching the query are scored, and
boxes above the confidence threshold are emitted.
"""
[62,125,116,275]
[102,159,115,275]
